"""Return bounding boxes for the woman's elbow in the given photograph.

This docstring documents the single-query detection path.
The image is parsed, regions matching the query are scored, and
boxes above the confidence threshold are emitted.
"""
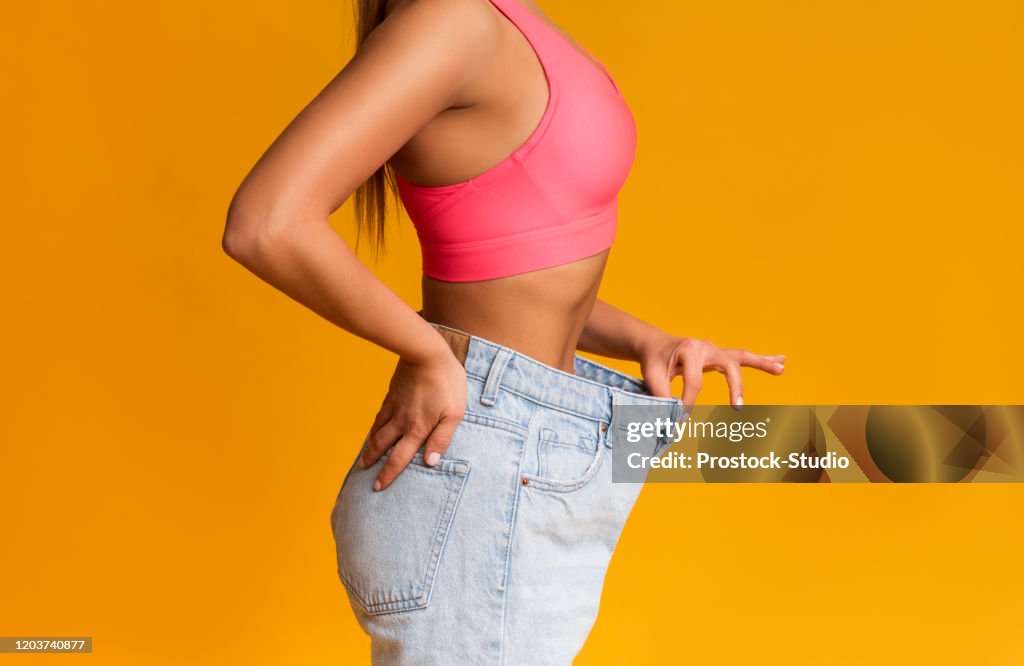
[221,216,257,262]
[222,190,254,260]
[221,216,288,267]
[222,195,282,263]
[223,188,323,263]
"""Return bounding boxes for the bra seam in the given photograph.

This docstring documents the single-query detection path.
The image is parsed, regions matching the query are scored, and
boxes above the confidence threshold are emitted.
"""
[515,153,570,225]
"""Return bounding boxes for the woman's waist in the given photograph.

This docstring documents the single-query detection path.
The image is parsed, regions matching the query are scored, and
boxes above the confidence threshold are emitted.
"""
[420,253,608,372]
[416,314,683,431]
[419,305,585,373]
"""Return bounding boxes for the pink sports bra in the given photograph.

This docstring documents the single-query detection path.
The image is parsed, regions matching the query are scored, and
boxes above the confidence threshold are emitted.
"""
[393,0,638,282]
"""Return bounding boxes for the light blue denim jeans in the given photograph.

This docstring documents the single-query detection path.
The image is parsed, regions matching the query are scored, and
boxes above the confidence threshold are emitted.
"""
[330,322,683,665]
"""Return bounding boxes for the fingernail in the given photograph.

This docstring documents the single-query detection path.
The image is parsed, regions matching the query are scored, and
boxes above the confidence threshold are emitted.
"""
[358,456,367,469]
[774,362,785,371]
[372,479,382,491]
[425,451,441,466]
[734,395,744,409]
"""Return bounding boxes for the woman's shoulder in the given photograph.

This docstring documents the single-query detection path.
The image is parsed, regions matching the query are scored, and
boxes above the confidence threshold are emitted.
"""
[379,0,503,44]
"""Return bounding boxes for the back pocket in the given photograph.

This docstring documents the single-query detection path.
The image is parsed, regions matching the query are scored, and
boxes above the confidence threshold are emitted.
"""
[331,450,470,615]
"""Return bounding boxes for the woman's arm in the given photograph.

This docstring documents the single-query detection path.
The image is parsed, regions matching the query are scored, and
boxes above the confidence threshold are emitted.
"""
[224,0,494,359]
[577,298,665,362]
[222,0,500,489]
[578,299,787,408]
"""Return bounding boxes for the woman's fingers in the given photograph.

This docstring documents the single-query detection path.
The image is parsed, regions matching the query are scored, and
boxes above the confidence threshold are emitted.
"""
[374,432,425,491]
[361,417,402,468]
[641,360,674,398]
[679,345,704,413]
[362,412,460,487]
[722,360,743,408]
[421,414,460,467]
[705,349,788,408]
[367,404,392,437]
[733,349,786,375]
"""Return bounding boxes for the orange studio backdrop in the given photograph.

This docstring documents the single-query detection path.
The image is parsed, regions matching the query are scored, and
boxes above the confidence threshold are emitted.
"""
[2,0,1023,664]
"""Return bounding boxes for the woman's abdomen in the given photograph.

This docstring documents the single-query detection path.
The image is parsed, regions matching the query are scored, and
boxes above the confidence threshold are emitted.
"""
[420,250,608,373]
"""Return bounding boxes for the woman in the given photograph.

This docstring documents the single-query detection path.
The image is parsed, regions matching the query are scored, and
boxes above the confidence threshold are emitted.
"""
[223,0,785,662]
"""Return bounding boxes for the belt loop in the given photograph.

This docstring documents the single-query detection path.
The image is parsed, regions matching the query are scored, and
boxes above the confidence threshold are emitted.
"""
[479,348,513,407]
[603,396,618,449]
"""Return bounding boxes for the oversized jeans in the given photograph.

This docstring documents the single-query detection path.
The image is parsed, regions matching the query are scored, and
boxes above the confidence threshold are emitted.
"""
[330,322,683,664]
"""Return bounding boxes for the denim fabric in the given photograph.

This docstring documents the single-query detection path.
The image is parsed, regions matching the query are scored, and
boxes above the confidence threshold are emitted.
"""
[330,322,683,665]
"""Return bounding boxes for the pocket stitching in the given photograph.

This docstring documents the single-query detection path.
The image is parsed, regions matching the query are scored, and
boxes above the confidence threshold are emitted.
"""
[524,434,606,494]
[536,430,597,478]
[541,435,597,453]
[462,409,529,438]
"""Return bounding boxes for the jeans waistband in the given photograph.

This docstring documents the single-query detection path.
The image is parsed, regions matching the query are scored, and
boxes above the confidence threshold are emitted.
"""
[420,314,683,425]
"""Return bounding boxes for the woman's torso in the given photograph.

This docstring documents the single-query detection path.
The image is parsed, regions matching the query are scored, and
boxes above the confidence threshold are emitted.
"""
[384,0,633,373]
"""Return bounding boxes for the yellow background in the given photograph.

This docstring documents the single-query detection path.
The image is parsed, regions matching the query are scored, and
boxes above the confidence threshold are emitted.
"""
[3,0,1023,663]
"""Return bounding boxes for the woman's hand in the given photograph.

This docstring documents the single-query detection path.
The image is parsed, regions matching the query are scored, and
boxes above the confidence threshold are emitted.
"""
[358,347,467,491]
[637,332,786,410]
